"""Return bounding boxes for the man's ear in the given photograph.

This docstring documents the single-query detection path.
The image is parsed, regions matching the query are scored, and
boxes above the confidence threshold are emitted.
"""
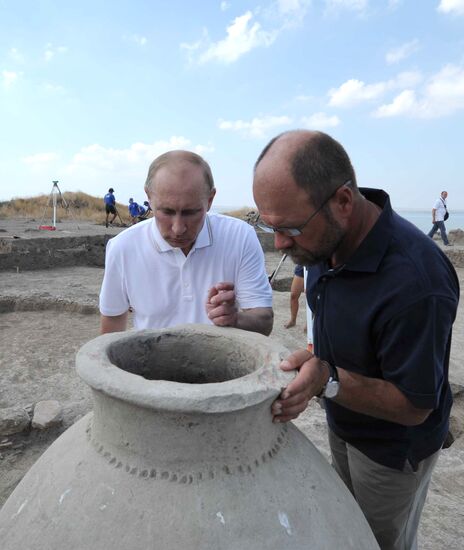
[207,188,217,211]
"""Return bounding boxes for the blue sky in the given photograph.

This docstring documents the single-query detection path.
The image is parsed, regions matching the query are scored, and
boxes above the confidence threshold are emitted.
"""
[1,0,464,209]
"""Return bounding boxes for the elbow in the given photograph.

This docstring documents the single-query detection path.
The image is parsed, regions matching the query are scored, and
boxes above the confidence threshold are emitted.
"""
[263,310,274,336]
[400,408,433,427]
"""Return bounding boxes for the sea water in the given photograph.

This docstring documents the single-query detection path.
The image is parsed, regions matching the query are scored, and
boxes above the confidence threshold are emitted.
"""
[396,210,464,233]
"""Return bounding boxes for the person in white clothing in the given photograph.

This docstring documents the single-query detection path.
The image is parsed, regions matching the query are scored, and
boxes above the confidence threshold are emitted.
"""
[99,150,273,335]
[427,191,450,246]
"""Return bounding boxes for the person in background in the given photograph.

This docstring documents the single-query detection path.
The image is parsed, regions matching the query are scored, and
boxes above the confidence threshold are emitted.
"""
[141,201,153,218]
[100,150,273,336]
[128,197,142,224]
[427,191,451,246]
[104,188,117,228]
[284,264,306,330]
[253,129,459,550]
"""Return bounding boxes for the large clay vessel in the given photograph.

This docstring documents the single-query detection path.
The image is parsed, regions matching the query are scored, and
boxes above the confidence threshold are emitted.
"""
[0,325,379,549]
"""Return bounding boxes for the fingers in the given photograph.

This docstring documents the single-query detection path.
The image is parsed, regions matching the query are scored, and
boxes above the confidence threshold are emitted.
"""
[271,355,330,423]
[206,286,219,302]
[207,302,238,327]
[206,283,235,305]
[279,348,314,372]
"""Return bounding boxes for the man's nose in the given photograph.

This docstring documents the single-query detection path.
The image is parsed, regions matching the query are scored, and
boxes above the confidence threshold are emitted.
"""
[172,215,187,235]
[274,231,294,250]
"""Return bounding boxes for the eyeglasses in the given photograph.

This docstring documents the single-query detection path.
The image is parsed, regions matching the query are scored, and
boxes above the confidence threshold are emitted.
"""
[256,180,352,237]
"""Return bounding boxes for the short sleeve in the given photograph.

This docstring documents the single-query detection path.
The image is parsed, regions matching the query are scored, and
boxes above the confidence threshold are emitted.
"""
[376,295,456,409]
[99,239,130,316]
[235,227,272,309]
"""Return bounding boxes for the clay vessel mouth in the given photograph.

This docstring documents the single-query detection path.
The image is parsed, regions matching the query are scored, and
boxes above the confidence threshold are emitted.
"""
[108,329,259,384]
[76,324,293,413]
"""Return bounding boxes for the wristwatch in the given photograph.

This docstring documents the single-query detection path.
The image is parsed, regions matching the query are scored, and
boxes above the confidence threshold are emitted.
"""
[317,361,340,399]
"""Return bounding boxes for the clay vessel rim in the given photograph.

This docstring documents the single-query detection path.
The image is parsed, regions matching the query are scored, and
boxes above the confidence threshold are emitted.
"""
[76,324,294,413]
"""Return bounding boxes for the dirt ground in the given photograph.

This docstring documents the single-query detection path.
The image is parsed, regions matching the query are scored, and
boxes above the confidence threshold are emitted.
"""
[0,220,463,548]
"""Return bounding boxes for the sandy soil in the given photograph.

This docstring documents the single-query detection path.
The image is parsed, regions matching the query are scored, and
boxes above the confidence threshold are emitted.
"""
[0,221,463,548]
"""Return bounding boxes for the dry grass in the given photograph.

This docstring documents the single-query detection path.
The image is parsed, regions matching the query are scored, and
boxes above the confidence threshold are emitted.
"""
[0,191,130,224]
[222,206,256,220]
[0,191,255,224]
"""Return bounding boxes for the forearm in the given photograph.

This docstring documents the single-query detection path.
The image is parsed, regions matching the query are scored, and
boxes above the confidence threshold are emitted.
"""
[334,368,432,426]
[100,312,129,334]
[236,307,273,336]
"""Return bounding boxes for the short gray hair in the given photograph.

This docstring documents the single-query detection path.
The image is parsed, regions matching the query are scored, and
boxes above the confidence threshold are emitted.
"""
[144,150,215,194]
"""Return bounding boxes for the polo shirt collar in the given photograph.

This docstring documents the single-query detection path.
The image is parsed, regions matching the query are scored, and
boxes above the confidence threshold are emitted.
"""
[151,214,213,253]
[342,188,393,273]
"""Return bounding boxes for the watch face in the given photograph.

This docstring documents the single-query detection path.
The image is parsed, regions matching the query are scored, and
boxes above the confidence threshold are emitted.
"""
[325,380,340,399]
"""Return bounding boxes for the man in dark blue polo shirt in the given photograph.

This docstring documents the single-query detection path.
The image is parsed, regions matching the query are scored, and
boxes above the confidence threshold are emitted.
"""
[253,130,459,550]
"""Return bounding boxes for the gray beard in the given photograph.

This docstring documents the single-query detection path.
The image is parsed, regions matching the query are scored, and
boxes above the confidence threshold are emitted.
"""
[286,211,345,267]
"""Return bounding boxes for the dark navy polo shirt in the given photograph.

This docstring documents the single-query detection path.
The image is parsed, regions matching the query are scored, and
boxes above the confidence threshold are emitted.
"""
[306,188,459,470]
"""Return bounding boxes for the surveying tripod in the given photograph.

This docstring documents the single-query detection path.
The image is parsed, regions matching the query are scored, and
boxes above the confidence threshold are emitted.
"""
[38,180,79,230]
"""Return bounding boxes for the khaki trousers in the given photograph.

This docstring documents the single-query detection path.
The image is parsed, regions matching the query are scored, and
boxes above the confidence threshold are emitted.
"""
[329,429,439,550]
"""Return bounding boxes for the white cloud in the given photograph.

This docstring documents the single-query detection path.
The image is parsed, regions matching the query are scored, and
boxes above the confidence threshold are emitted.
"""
[329,79,385,106]
[22,152,59,170]
[220,1,230,11]
[328,71,422,107]
[182,2,311,65]
[275,0,311,25]
[218,114,292,138]
[324,0,368,14]
[385,39,419,65]
[374,63,464,118]
[301,112,341,128]
[373,90,416,117]
[44,43,68,62]
[61,138,215,199]
[437,0,464,16]
[2,70,20,88]
[187,11,278,64]
[65,137,213,181]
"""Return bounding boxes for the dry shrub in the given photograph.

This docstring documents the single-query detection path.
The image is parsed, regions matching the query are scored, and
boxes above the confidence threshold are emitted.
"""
[0,191,129,224]
[223,206,255,220]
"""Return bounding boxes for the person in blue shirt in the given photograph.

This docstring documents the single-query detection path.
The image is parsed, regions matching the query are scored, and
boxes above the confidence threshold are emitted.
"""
[128,198,143,224]
[103,188,117,228]
[253,129,459,550]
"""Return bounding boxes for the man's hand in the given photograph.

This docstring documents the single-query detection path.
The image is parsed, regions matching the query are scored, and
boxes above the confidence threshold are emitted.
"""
[271,349,330,422]
[206,282,238,328]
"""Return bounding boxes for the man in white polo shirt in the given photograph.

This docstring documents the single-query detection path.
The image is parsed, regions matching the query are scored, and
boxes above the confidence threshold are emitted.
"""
[427,190,451,246]
[99,150,273,335]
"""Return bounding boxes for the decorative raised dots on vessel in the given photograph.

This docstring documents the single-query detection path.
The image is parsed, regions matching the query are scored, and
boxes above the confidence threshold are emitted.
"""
[86,426,289,483]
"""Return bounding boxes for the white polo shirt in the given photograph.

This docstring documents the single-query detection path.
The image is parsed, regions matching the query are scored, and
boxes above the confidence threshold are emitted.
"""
[433,197,447,222]
[99,213,272,329]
